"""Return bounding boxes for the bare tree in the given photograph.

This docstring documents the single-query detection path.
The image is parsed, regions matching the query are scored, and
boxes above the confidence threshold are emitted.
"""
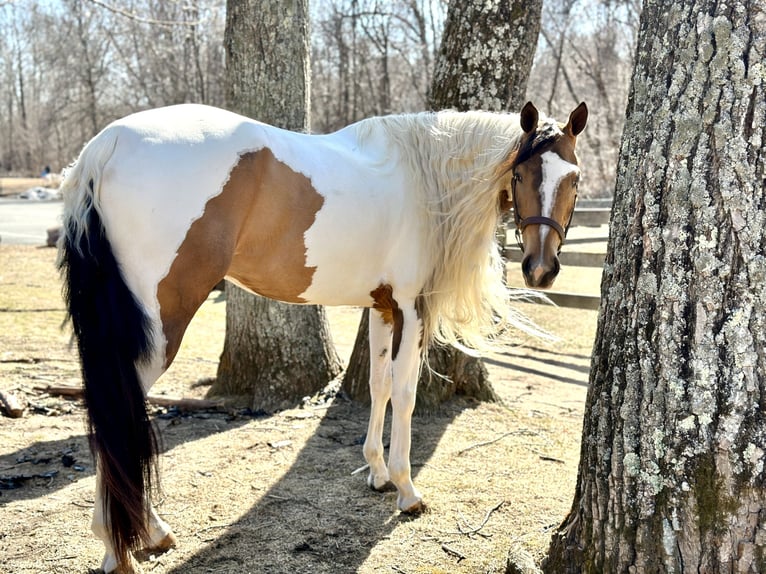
[310,0,444,133]
[528,0,639,198]
[209,0,343,412]
[545,0,766,570]
[0,0,228,175]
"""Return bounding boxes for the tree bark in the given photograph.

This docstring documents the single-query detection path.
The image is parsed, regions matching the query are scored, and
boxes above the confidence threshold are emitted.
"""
[429,0,542,111]
[211,0,343,412]
[342,0,541,410]
[545,1,766,571]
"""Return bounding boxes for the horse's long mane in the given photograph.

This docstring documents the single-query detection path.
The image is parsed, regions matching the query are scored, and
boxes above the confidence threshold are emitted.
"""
[356,110,557,352]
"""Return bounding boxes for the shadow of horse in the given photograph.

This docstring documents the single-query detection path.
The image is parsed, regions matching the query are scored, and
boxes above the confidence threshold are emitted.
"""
[0,394,468,572]
[163,398,462,574]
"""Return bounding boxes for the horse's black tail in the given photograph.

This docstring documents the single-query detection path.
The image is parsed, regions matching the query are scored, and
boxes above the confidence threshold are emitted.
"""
[58,132,158,566]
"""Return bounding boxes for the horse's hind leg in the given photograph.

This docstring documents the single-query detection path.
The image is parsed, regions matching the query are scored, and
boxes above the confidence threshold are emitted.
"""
[92,467,175,573]
[92,474,129,573]
[146,505,177,551]
[363,309,394,491]
[91,276,220,572]
[90,318,176,573]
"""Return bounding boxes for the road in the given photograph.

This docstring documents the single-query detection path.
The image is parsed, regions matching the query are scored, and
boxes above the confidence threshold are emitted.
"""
[0,199,63,245]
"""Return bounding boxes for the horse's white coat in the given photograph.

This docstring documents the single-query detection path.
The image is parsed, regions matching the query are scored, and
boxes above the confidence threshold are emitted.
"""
[81,105,442,560]
[97,105,425,318]
[62,102,583,572]
[538,150,580,246]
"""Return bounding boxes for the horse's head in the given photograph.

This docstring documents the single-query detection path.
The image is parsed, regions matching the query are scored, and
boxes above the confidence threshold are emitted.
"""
[500,101,588,289]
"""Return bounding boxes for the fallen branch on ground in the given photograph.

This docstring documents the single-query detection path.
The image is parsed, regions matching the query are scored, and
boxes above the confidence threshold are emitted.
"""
[441,543,466,561]
[437,501,505,537]
[33,384,224,411]
[457,430,537,456]
[0,389,25,417]
[457,501,504,535]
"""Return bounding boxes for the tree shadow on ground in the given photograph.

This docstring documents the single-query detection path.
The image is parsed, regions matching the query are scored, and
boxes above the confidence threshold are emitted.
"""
[165,397,463,574]
[0,409,252,504]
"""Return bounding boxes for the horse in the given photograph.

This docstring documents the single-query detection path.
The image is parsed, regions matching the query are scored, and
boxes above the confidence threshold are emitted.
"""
[58,100,587,573]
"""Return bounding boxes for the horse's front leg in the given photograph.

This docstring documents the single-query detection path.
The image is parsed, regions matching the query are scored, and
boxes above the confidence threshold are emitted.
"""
[363,309,394,491]
[388,302,425,513]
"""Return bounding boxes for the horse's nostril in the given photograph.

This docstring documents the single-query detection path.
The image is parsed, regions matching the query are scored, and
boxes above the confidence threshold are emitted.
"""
[552,257,560,276]
[521,255,533,277]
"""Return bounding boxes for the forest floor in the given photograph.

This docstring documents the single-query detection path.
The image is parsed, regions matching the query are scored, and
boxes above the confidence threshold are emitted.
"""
[0,244,599,574]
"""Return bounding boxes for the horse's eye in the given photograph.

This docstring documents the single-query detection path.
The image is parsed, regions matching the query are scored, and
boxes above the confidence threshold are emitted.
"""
[572,177,579,188]
[514,173,522,183]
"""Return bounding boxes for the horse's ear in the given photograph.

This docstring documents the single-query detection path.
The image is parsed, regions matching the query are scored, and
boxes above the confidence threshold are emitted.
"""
[520,101,539,134]
[565,102,588,137]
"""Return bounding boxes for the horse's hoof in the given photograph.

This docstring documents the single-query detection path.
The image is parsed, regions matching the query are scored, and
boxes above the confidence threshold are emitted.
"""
[399,498,427,515]
[147,532,177,553]
[367,472,395,492]
[105,555,141,574]
[369,478,396,493]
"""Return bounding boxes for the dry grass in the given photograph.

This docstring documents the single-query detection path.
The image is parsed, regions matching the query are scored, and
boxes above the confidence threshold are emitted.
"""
[0,245,599,574]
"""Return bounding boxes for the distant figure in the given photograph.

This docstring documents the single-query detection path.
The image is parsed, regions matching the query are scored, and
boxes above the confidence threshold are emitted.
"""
[40,165,60,188]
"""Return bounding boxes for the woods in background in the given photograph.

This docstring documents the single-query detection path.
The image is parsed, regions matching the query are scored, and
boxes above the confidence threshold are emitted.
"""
[0,0,638,198]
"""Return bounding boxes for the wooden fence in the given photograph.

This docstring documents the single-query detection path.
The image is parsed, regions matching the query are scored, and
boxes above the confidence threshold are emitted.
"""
[503,203,611,310]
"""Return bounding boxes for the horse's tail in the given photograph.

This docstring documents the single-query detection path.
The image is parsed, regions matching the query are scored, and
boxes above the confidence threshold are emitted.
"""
[58,128,158,564]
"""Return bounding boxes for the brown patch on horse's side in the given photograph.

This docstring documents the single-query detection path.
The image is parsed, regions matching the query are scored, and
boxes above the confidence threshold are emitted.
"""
[370,284,404,360]
[157,148,324,366]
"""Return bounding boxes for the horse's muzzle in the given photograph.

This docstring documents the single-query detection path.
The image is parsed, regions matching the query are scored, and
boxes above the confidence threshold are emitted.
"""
[521,255,560,289]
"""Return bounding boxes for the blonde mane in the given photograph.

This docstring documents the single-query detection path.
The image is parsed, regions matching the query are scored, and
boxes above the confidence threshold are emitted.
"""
[356,110,556,353]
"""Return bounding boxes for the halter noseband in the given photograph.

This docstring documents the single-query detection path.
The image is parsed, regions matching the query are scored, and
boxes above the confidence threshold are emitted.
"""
[511,172,577,255]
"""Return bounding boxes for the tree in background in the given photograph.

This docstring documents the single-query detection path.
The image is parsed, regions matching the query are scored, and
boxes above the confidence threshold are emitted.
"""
[310,0,442,131]
[545,0,765,570]
[210,0,342,411]
[342,0,543,411]
[429,0,541,111]
[2,0,637,205]
[528,0,640,197]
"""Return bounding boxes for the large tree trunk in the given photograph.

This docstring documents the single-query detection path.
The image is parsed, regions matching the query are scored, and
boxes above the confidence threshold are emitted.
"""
[545,1,766,571]
[343,0,543,409]
[210,0,343,412]
[429,0,542,111]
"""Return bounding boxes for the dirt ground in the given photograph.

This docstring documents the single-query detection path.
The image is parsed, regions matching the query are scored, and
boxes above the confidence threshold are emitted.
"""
[0,245,599,574]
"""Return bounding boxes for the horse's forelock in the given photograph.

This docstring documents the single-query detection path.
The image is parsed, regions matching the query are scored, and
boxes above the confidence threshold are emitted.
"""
[511,120,563,168]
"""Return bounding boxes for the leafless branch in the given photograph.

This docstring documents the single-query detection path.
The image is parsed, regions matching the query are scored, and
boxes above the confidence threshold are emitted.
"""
[34,384,224,411]
[440,543,466,561]
[85,0,203,28]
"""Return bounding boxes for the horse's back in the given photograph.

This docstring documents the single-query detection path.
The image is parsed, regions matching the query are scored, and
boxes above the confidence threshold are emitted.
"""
[88,104,423,311]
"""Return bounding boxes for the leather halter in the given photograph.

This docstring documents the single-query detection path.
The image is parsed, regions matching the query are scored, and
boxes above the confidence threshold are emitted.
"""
[511,172,577,255]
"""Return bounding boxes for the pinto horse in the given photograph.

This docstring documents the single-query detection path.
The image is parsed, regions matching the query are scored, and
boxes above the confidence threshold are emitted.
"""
[58,101,587,572]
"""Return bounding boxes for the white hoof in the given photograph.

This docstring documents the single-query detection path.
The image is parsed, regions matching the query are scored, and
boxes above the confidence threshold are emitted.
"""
[398,493,426,514]
[102,552,141,574]
[367,472,396,492]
